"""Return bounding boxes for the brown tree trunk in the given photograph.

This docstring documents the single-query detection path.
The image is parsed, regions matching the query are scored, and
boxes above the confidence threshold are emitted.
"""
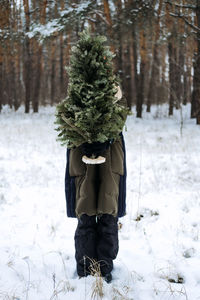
[23,0,31,113]
[177,38,185,106]
[0,36,3,112]
[0,60,2,112]
[59,0,65,97]
[194,0,200,124]
[147,0,163,112]
[32,0,47,112]
[64,31,72,93]
[191,54,197,118]
[50,41,56,105]
[168,36,176,116]
[0,0,11,111]
[136,28,147,118]
[183,49,192,106]
[133,26,139,109]
[103,0,115,53]
[129,33,137,105]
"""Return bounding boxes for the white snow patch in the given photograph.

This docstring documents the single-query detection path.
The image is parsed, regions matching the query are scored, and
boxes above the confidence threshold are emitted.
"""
[0,104,200,299]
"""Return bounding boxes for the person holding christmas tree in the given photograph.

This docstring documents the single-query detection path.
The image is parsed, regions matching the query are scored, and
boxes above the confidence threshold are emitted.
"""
[55,30,129,283]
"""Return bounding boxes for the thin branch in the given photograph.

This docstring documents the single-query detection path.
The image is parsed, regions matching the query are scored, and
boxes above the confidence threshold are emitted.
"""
[93,9,110,26]
[170,13,200,32]
[165,1,196,10]
[25,7,40,15]
[61,114,87,139]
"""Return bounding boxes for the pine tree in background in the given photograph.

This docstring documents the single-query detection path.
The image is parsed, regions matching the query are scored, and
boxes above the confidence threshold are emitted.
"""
[55,29,129,149]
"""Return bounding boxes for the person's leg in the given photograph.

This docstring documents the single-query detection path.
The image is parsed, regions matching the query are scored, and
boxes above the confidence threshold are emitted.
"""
[74,214,97,277]
[74,165,99,277]
[96,214,119,277]
[95,141,123,279]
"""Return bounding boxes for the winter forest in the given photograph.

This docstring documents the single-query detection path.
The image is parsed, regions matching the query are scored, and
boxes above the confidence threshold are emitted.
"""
[1,1,200,300]
[0,0,200,123]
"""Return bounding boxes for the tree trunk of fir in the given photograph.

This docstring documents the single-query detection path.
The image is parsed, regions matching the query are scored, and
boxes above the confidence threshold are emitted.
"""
[32,0,47,112]
[166,2,176,115]
[129,32,137,105]
[183,53,192,106]
[114,0,123,73]
[10,61,17,110]
[0,0,11,111]
[133,26,139,109]
[194,0,200,124]
[51,41,56,105]
[176,6,185,109]
[103,0,115,53]
[183,69,188,106]
[12,1,20,111]
[0,61,2,112]
[59,0,65,97]
[136,28,146,118]
[176,38,184,109]
[60,34,64,97]
[147,0,163,112]
[183,51,189,106]
[168,36,176,116]
[0,33,3,112]
[123,1,137,107]
[23,0,31,113]
[147,45,160,112]
[191,54,197,118]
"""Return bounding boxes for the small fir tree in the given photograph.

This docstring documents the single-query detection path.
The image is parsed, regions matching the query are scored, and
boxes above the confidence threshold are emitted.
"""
[55,29,129,149]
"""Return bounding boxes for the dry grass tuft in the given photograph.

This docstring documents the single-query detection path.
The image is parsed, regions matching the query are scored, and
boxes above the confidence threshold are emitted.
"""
[88,258,104,300]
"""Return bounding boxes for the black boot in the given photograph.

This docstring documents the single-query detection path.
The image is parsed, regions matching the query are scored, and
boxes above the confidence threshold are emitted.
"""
[96,214,119,278]
[74,214,97,277]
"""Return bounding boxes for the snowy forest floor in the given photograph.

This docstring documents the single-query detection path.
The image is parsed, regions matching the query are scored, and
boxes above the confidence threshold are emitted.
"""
[0,104,200,300]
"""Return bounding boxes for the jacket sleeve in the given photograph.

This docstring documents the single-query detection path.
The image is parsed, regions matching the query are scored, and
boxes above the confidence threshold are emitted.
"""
[117,133,127,217]
[65,149,77,218]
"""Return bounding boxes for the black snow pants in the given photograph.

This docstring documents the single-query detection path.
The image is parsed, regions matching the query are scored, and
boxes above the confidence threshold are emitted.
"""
[74,213,119,277]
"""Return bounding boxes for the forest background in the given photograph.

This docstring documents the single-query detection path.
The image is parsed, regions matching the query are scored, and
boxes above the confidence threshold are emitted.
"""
[1,0,200,125]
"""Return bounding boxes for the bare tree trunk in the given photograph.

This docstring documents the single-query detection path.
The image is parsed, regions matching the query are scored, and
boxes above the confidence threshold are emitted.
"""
[59,0,65,98]
[0,39,3,112]
[0,61,2,112]
[191,54,197,118]
[103,0,115,53]
[183,51,192,106]
[194,0,200,124]
[50,41,56,105]
[168,36,176,116]
[133,26,139,108]
[183,47,190,106]
[129,33,137,105]
[147,0,163,112]
[177,37,185,104]
[136,27,147,118]
[32,0,47,112]
[23,0,31,113]
[0,0,11,111]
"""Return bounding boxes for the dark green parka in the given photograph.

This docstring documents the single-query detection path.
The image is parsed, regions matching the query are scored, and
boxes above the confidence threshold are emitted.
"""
[65,133,127,218]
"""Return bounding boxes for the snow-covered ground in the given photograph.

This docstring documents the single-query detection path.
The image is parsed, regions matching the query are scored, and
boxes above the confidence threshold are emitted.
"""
[0,104,199,300]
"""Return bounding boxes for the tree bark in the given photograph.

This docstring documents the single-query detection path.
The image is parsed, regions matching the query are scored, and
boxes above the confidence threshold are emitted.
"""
[194,0,200,124]
[103,0,115,53]
[0,0,11,111]
[23,0,31,113]
[191,53,197,118]
[147,0,163,112]
[168,37,176,116]
[32,0,47,112]
[50,40,56,105]
[136,27,147,118]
